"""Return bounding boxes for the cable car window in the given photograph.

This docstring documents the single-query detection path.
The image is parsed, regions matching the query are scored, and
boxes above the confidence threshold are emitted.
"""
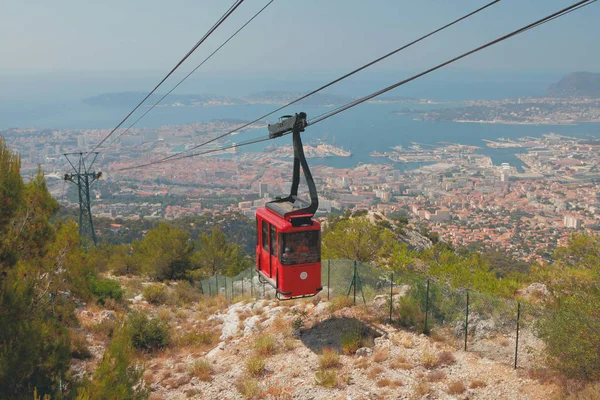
[262,221,269,252]
[270,225,277,256]
[280,231,320,265]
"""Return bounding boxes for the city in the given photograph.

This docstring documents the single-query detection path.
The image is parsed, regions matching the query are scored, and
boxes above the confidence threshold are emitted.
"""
[5,120,600,263]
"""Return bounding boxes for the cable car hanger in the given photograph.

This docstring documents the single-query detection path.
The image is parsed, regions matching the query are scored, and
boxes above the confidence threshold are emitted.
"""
[266,112,318,224]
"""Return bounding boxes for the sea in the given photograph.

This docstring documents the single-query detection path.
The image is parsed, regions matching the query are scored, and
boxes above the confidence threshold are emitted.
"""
[2,74,600,172]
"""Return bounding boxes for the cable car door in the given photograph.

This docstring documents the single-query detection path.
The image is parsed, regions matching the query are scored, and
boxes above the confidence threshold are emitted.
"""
[260,220,270,277]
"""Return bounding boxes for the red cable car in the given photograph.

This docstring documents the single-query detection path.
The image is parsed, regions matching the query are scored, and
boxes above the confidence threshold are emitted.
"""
[256,112,322,300]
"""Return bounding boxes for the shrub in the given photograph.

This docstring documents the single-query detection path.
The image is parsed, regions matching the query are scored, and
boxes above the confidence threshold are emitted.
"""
[341,330,362,355]
[373,349,388,363]
[189,359,213,381]
[89,319,116,339]
[413,381,431,397]
[254,334,277,356]
[128,311,170,351]
[377,378,391,387]
[420,348,437,369]
[236,377,260,399]
[469,379,487,389]
[173,281,201,305]
[70,331,92,359]
[390,355,413,370]
[318,348,341,369]
[436,351,456,367]
[447,380,466,394]
[427,370,446,382]
[90,278,124,305]
[246,355,266,376]
[81,323,149,399]
[291,317,304,330]
[314,370,337,388]
[142,284,168,305]
[537,294,600,381]
[367,366,383,380]
[395,296,424,331]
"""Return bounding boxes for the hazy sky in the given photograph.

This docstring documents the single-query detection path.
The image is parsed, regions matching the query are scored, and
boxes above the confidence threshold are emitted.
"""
[1,0,598,76]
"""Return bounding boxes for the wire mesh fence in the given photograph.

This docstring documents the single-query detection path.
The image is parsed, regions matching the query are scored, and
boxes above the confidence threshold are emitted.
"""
[197,259,544,370]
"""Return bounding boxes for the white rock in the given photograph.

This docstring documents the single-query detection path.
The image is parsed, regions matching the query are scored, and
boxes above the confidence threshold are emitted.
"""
[99,310,116,321]
[355,347,373,357]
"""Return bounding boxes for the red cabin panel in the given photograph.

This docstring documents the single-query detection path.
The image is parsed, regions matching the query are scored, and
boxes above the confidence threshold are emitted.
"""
[256,207,322,299]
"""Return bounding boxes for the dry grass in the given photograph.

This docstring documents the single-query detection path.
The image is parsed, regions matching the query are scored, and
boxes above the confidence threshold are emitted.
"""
[447,380,467,395]
[87,318,116,340]
[314,370,337,388]
[373,348,389,363]
[283,337,296,351]
[400,335,414,349]
[246,355,266,376]
[176,331,216,348]
[328,296,354,313]
[271,316,287,332]
[189,359,213,381]
[497,335,510,347]
[70,331,92,360]
[436,351,456,367]
[318,348,341,369]
[143,370,155,385]
[354,358,369,370]
[412,381,431,398]
[469,379,487,389]
[236,376,260,399]
[427,370,447,382]
[377,377,391,387]
[390,355,413,370]
[568,382,600,400]
[367,366,384,380]
[421,348,438,369]
[254,334,277,356]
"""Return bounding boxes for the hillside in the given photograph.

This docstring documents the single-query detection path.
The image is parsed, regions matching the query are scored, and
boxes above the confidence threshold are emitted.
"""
[71,277,560,400]
[547,72,600,98]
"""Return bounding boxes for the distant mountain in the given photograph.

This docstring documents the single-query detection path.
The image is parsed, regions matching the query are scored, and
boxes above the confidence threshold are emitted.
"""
[82,92,243,107]
[244,91,352,106]
[547,72,600,98]
[82,91,352,107]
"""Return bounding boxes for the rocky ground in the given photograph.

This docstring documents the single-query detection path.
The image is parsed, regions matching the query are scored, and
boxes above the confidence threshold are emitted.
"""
[70,277,570,400]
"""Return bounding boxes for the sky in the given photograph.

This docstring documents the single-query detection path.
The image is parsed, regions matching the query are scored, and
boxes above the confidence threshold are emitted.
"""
[0,0,598,97]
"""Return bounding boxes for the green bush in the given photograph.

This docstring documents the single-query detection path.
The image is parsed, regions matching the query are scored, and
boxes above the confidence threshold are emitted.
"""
[127,311,170,351]
[78,322,149,399]
[142,284,168,305]
[90,278,124,304]
[537,294,600,381]
[395,296,425,331]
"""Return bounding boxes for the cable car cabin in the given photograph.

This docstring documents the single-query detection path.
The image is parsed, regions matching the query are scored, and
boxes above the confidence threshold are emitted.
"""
[256,111,322,299]
[256,207,322,299]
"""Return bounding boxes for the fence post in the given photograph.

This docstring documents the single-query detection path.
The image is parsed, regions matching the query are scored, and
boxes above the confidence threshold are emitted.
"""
[200,281,204,295]
[389,272,394,323]
[250,269,254,298]
[353,260,357,306]
[514,302,521,369]
[231,280,234,300]
[242,276,244,297]
[464,290,469,351]
[209,282,212,296]
[424,278,430,334]
[327,260,331,300]
[216,275,219,296]
[262,281,265,298]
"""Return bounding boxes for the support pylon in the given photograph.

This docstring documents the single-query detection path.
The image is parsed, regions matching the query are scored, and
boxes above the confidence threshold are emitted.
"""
[63,152,102,248]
